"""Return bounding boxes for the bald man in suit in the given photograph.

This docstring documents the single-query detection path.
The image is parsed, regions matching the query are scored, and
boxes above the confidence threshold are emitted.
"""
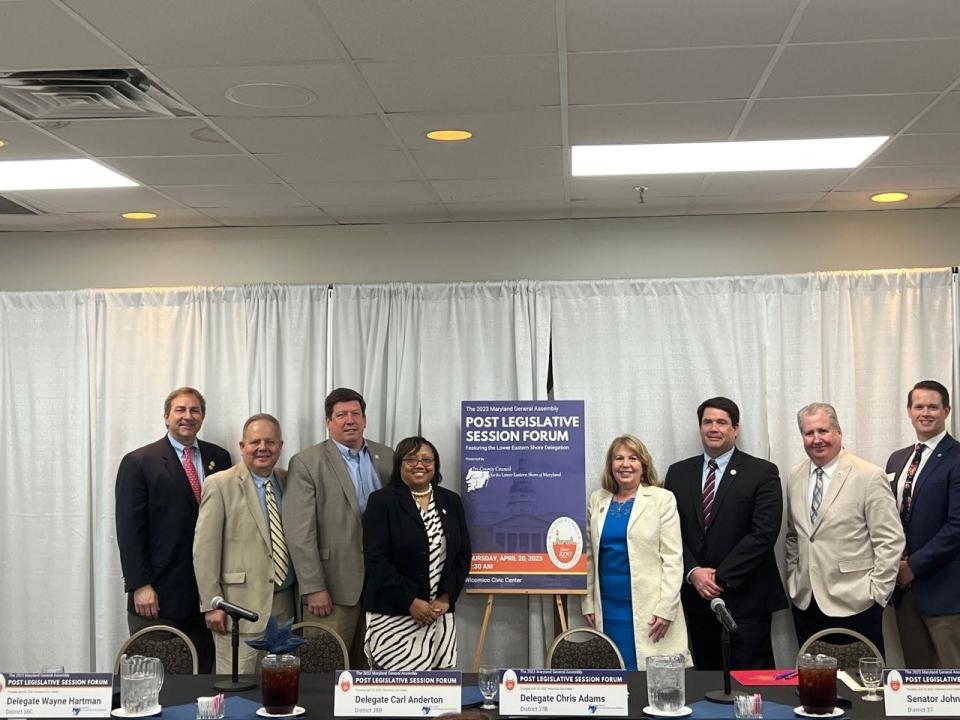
[785,402,904,656]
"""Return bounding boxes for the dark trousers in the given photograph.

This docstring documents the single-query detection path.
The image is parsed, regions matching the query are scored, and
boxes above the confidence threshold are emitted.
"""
[688,611,775,670]
[128,610,215,674]
[791,595,885,659]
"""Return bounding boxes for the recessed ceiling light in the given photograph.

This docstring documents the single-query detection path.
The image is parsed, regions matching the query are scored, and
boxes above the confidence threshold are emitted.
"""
[0,159,136,191]
[571,136,888,176]
[426,129,473,142]
[870,191,909,203]
[121,211,157,220]
[0,138,7,148]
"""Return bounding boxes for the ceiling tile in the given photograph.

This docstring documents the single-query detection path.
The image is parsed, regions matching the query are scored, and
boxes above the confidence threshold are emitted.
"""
[104,156,277,185]
[7,186,184,213]
[761,40,960,97]
[569,102,745,144]
[411,146,562,180]
[568,47,774,105]
[320,0,557,59]
[446,201,567,221]
[840,164,960,190]
[200,207,336,226]
[48,118,237,157]
[258,150,418,183]
[909,93,960,134]
[870,133,960,166]
[293,181,437,206]
[570,197,694,217]
[812,188,958,211]
[358,56,559,112]
[156,184,311,208]
[63,0,342,66]
[569,175,704,200]
[149,64,376,118]
[0,122,83,159]
[701,169,852,195]
[737,94,937,140]
[690,192,824,214]
[566,0,797,51]
[214,116,400,155]
[0,1,129,70]
[430,177,563,203]
[793,0,960,42]
[387,109,562,150]
[322,204,449,224]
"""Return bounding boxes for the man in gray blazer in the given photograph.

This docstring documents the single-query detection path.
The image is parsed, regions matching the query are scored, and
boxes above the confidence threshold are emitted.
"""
[282,388,393,667]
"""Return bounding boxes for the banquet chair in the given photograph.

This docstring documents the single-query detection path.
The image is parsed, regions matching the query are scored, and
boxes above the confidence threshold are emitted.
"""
[799,628,884,673]
[114,624,199,674]
[290,621,350,671]
[546,627,625,670]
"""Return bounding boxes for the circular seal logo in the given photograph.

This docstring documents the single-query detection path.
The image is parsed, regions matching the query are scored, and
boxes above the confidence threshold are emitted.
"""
[887,670,902,692]
[503,669,518,692]
[546,516,583,570]
[338,671,353,692]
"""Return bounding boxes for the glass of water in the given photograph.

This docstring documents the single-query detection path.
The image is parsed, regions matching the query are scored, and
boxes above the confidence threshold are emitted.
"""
[477,666,499,710]
[859,657,883,702]
[646,654,686,714]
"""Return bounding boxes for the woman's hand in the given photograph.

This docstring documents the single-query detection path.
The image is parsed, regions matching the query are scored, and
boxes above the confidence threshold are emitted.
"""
[430,594,450,618]
[584,613,596,628]
[648,615,671,642]
[410,598,436,626]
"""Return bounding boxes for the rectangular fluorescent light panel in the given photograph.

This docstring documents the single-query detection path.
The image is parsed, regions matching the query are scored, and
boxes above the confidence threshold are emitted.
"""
[0,159,137,191]
[571,136,888,176]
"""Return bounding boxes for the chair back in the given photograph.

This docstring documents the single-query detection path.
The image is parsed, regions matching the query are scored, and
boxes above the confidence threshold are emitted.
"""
[291,621,350,672]
[798,628,884,674]
[546,628,625,669]
[114,624,199,675]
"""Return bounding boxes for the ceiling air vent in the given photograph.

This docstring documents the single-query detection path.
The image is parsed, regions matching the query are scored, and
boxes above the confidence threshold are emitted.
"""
[0,69,192,121]
[0,194,40,215]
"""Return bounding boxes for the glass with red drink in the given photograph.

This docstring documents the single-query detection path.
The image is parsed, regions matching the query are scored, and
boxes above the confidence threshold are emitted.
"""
[797,653,837,715]
[261,653,300,715]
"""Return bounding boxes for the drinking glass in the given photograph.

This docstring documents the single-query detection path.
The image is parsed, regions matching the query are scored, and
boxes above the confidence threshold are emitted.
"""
[478,666,499,710]
[797,653,837,715]
[858,657,883,702]
[261,654,300,715]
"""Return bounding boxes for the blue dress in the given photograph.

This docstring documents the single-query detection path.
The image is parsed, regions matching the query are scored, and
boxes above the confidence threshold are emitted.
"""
[599,498,637,670]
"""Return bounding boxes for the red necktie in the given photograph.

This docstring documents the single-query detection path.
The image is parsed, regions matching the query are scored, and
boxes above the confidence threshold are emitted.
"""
[702,459,718,526]
[182,446,202,503]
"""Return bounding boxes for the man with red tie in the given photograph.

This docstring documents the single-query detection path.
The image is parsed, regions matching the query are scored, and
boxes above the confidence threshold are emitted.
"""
[886,380,960,668]
[115,386,232,673]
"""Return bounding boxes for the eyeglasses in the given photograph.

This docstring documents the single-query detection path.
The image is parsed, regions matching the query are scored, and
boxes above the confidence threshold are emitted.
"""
[402,456,436,467]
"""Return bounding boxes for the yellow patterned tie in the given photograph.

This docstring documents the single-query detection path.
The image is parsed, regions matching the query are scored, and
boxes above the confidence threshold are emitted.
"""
[264,478,290,585]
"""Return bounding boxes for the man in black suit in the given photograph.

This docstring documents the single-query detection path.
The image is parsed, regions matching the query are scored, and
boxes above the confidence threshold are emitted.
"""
[665,397,787,669]
[115,386,232,673]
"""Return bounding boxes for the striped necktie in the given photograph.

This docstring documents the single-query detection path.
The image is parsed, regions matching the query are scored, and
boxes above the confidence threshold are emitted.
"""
[264,479,290,586]
[810,467,824,524]
[702,459,718,526]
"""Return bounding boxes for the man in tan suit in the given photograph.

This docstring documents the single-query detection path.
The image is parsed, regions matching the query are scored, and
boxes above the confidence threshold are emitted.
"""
[785,402,904,656]
[282,388,393,667]
[194,413,296,673]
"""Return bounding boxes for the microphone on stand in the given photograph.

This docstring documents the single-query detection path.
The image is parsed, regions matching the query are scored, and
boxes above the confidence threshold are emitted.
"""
[211,596,259,623]
[210,596,258,692]
[710,598,738,633]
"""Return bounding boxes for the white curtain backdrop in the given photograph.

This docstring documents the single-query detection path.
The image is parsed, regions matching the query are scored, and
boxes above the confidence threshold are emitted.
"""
[0,268,954,671]
[546,268,956,665]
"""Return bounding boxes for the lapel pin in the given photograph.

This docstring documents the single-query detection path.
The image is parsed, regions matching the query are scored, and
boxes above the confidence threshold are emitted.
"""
[442,508,447,515]
[730,469,737,476]
[207,461,215,471]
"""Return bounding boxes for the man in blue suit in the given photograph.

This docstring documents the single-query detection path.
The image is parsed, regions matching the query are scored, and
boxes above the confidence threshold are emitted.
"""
[886,380,960,668]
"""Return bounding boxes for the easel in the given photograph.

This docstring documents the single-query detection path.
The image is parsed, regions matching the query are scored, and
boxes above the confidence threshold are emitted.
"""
[470,590,586,671]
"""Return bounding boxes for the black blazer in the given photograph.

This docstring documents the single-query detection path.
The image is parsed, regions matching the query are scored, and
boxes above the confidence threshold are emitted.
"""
[361,483,471,616]
[115,436,232,619]
[664,448,787,618]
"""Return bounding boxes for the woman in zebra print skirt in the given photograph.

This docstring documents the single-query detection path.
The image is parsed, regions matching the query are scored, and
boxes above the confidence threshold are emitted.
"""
[362,436,472,670]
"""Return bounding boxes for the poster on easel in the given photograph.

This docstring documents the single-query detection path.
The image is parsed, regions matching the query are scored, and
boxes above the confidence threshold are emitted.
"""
[460,399,586,593]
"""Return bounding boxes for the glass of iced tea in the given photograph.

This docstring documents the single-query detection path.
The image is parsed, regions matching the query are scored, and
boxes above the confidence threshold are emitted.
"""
[797,653,837,715]
[261,653,300,714]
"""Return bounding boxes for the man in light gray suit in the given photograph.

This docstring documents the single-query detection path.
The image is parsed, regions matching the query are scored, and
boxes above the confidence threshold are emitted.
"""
[282,388,392,667]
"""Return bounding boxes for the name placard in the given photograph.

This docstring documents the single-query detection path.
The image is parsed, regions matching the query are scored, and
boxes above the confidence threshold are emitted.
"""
[333,670,461,717]
[884,669,960,716]
[498,669,628,716]
[0,673,112,718]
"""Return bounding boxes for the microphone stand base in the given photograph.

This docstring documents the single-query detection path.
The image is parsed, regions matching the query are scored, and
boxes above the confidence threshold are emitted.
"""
[704,690,739,704]
[214,678,258,692]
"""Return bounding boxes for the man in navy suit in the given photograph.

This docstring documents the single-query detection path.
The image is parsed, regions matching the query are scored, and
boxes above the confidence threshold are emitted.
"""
[665,397,787,669]
[886,380,960,668]
[115,387,232,673]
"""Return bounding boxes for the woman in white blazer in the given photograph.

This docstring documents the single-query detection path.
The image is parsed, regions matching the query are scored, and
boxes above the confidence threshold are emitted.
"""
[582,434,691,670]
